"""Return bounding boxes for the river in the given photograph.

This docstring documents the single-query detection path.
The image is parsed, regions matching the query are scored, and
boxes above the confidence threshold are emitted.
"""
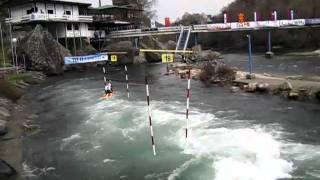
[21,54,320,180]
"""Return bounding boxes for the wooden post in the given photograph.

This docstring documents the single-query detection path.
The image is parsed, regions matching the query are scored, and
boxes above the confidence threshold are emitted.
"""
[65,23,68,49]
[72,23,77,55]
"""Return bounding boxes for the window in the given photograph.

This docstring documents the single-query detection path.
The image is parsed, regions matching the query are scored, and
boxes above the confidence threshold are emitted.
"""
[65,10,71,15]
[47,10,54,14]
[67,24,72,30]
[74,24,79,30]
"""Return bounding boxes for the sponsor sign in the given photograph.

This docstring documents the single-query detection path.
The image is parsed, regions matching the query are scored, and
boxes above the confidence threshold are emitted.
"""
[111,55,118,62]
[64,54,108,65]
[207,23,231,30]
[279,19,306,26]
[162,54,174,63]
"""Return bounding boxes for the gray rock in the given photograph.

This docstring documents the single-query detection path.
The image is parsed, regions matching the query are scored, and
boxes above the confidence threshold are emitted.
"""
[76,38,98,56]
[139,36,167,63]
[165,40,177,50]
[0,107,10,119]
[0,120,8,135]
[103,41,138,64]
[230,86,240,93]
[288,92,299,100]
[133,52,147,64]
[279,81,293,91]
[265,51,274,58]
[193,50,221,62]
[0,159,16,178]
[256,83,270,93]
[0,97,10,107]
[18,25,71,75]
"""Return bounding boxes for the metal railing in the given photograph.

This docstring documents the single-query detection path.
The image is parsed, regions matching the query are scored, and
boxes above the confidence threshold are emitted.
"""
[5,13,93,24]
[109,18,320,38]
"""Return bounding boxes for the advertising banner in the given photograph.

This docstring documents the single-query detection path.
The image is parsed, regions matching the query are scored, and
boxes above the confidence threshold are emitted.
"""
[64,54,108,65]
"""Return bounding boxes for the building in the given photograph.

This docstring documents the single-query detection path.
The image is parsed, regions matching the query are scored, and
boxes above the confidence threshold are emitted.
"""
[4,0,144,50]
[88,1,143,34]
[5,0,94,47]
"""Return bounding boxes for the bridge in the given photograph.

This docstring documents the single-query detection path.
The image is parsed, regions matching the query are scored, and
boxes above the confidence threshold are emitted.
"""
[108,18,320,39]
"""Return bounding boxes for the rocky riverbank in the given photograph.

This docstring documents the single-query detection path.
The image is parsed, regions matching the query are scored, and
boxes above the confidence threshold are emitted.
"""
[168,61,320,102]
[0,71,46,180]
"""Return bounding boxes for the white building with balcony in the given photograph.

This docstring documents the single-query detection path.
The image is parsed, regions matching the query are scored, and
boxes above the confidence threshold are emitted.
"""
[5,0,93,40]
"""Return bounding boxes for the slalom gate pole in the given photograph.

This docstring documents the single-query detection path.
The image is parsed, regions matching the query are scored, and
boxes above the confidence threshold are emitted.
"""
[124,65,130,98]
[185,70,191,138]
[145,76,156,156]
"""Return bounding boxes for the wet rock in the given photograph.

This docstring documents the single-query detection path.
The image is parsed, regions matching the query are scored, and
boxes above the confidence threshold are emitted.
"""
[279,81,293,91]
[18,24,71,75]
[256,83,270,93]
[246,73,256,80]
[265,51,274,58]
[0,120,8,135]
[0,159,16,178]
[230,86,240,93]
[244,83,257,93]
[288,91,299,100]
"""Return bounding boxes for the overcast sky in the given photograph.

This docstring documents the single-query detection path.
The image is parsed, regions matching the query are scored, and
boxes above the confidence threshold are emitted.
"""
[78,0,235,22]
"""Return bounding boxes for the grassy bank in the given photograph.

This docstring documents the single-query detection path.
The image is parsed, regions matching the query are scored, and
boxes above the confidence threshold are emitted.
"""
[0,73,33,101]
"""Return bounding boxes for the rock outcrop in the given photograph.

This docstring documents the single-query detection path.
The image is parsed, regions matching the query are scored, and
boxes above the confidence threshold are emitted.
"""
[0,120,7,136]
[191,45,222,62]
[199,60,236,84]
[76,38,98,56]
[18,25,71,75]
[0,159,16,178]
[103,41,139,64]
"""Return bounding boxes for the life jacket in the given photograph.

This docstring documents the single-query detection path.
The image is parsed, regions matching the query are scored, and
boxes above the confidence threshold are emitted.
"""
[105,83,112,91]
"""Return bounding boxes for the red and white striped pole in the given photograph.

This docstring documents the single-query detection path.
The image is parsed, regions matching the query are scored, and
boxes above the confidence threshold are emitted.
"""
[145,76,156,156]
[124,65,130,98]
[185,70,191,139]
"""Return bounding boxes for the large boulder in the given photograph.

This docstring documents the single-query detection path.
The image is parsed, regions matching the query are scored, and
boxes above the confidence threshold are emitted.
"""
[140,36,167,63]
[19,25,71,75]
[133,52,147,64]
[0,159,16,178]
[103,41,138,64]
[199,60,236,84]
[0,120,8,136]
[76,38,98,56]
[192,49,221,62]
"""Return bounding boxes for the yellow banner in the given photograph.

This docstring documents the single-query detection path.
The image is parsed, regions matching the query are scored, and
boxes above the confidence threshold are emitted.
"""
[162,54,174,63]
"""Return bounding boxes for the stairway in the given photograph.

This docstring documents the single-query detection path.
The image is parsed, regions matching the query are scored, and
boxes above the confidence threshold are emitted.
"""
[175,26,192,52]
